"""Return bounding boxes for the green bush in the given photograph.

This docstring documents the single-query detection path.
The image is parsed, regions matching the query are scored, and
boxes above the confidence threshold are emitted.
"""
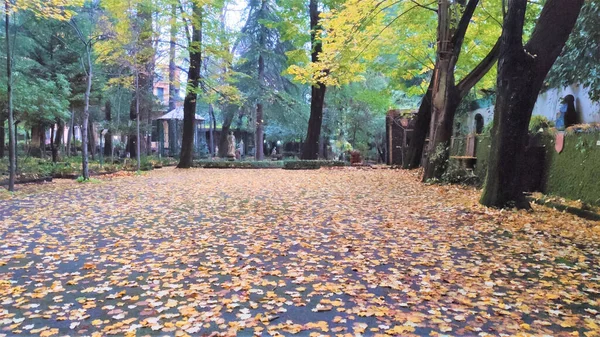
[283,160,347,170]
[529,115,555,133]
[195,160,284,169]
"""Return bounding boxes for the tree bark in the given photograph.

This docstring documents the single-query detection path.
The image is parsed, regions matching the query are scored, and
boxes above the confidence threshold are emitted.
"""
[66,109,74,157]
[422,0,480,180]
[480,0,584,209]
[218,107,235,158]
[81,45,92,180]
[52,119,64,162]
[255,54,265,160]
[301,0,326,160]
[5,0,15,190]
[403,78,434,169]
[208,103,215,156]
[168,4,178,112]
[0,115,5,159]
[104,100,112,157]
[39,125,45,159]
[177,3,202,168]
[88,122,96,161]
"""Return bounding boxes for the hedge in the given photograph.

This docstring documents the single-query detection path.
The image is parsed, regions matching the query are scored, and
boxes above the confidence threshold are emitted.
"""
[472,131,600,205]
[283,160,348,170]
[194,160,284,169]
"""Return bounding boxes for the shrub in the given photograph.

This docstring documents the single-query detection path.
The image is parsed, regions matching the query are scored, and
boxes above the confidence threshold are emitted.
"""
[283,160,347,170]
[529,115,555,133]
[195,160,284,169]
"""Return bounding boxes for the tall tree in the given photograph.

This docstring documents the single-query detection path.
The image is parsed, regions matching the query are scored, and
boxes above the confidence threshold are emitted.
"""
[480,0,584,209]
[177,1,202,168]
[301,0,326,159]
[421,0,500,180]
[5,0,15,191]
[2,0,80,190]
[103,99,112,157]
[168,3,178,111]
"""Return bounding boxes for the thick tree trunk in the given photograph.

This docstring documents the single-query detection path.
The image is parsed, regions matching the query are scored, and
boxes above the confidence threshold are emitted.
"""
[177,3,202,168]
[480,0,583,209]
[301,0,326,160]
[423,59,459,180]
[104,100,112,157]
[422,0,480,180]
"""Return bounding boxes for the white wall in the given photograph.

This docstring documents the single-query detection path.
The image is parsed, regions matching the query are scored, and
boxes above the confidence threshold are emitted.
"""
[458,84,600,133]
[532,85,600,124]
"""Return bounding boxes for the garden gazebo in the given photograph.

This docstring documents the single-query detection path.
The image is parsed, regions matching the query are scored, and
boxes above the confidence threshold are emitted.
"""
[155,107,205,157]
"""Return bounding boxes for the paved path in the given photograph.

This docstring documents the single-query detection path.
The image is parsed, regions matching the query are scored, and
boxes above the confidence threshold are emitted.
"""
[1,168,599,336]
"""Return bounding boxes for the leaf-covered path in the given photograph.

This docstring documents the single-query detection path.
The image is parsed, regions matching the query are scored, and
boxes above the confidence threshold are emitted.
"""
[1,168,600,337]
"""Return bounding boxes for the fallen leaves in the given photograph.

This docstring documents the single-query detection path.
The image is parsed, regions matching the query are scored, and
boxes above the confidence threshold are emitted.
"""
[0,168,599,336]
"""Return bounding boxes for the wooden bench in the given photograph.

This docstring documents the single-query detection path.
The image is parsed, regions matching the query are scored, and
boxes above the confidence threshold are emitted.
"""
[449,156,477,170]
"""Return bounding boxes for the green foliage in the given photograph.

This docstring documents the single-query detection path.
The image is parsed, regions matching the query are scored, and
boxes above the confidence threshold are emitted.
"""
[543,132,600,205]
[547,0,600,101]
[529,115,555,133]
[440,161,480,186]
[194,160,284,169]
[76,176,101,183]
[283,160,347,170]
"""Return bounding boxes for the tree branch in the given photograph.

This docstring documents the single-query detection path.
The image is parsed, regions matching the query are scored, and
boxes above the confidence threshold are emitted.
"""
[456,38,500,97]
[524,0,584,74]
[409,0,437,12]
[450,0,480,61]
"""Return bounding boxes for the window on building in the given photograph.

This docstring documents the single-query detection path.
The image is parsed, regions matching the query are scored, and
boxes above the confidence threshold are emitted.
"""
[156,87,165,104]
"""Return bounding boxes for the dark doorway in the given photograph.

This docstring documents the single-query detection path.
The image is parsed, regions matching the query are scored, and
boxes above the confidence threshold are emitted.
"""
[475,114,484,134]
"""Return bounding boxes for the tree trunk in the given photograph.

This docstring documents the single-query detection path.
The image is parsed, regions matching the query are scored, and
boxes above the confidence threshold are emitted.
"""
[218,107,235,158]
[168,4,178,112]
[255,54,265,160]
[480,0,584,209]
[66,109,74,157]
[52,119,64,162]
[88,122,96,161]
[208,103,215,156]
[423,59,459,180]
[81,46,93,180]
[39,125,45,159]
[301,0,326,160]
[403,80,433,169]
[50,125,56,163]
[422,0,480,180]
[0,116,5,159]
[104,100,112,157]
[177,3,202,168]
[5,0,15,190]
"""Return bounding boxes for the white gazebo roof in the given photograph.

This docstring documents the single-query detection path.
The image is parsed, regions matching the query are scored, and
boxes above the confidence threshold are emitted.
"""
[155,107,205,121]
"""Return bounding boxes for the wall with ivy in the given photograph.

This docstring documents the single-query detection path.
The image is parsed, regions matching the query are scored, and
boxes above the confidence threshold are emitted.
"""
[542,132,600,205]
[472,132,600,205]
